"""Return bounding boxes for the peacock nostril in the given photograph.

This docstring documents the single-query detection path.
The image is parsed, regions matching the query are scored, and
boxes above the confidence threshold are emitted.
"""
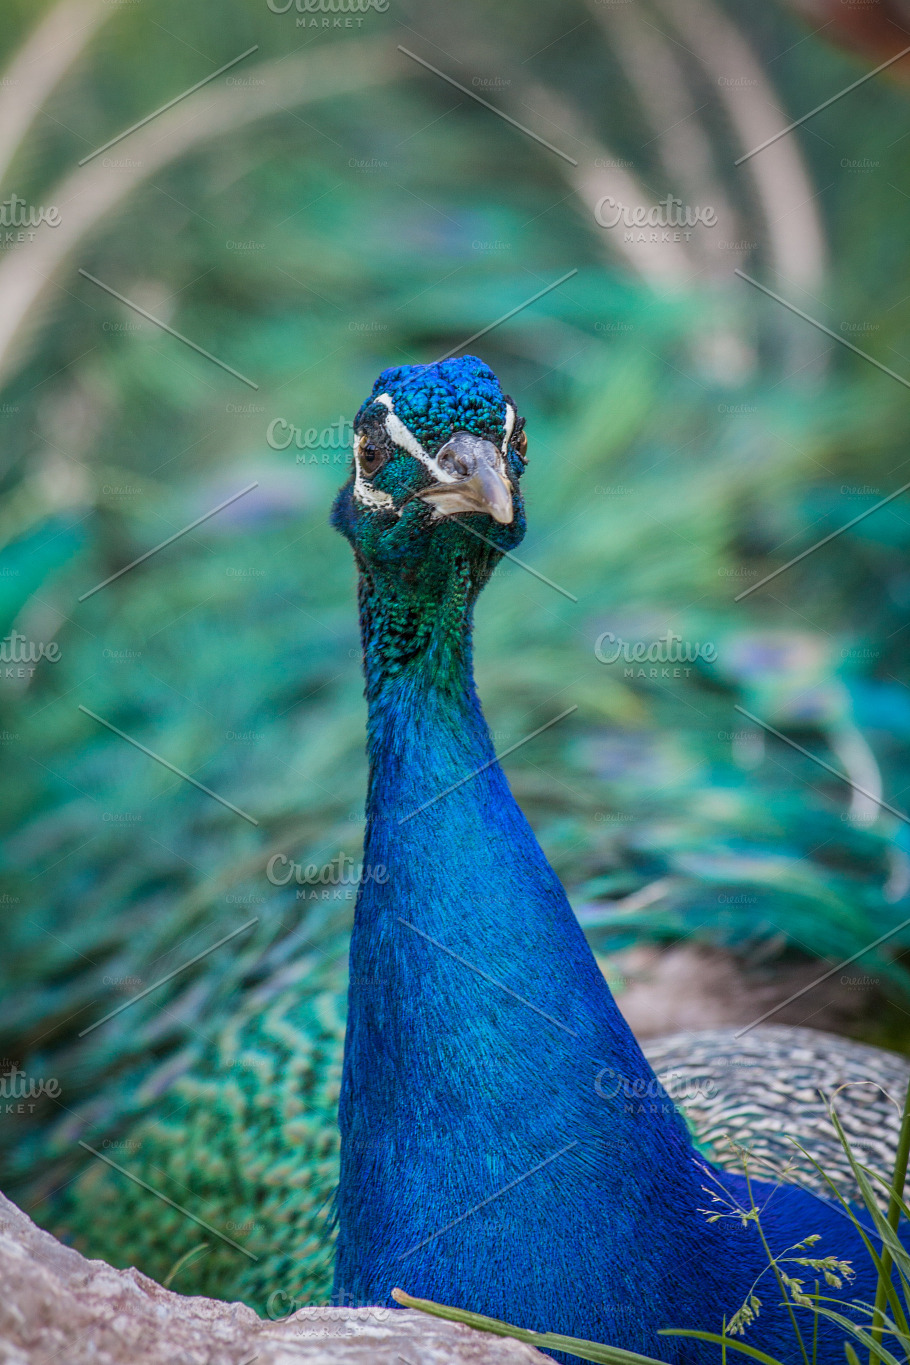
[438,445,476,479]
[418,431,513,523]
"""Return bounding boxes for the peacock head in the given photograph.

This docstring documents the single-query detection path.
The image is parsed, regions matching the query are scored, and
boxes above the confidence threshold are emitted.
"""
[331,357,527,592]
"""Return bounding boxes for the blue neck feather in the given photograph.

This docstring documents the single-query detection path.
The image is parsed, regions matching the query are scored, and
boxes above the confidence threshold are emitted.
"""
[334,549,890,1365]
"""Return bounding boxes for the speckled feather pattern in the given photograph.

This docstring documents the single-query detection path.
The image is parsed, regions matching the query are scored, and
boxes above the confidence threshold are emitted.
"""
[357,358,509,452]
[644,1026,910,1206]
[50,964,347,1307]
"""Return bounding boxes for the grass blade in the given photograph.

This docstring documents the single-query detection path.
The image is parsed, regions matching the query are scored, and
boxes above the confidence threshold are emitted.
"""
[392,1289,667,1365]
[866,1074,910,1364]
[659,1329,785,1364]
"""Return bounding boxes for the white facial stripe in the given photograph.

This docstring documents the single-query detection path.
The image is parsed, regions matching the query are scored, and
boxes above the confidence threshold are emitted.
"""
[353,478,394,510]
[373,393,434,470]
[502,403,516,454]
[352,431,394,511]
[385,412,430,464]
[375,392,465,485]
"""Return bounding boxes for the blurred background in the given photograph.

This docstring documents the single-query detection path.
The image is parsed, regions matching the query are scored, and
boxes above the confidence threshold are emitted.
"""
[4,0,910,1242]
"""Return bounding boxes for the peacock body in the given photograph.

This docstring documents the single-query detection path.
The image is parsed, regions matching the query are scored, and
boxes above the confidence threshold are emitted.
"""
[330,357,910,1361]
[4,359,910,1356]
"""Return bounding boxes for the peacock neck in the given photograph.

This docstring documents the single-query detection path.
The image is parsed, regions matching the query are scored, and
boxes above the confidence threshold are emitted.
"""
[336,562,739,1339]
[348,560,693,1154]
[356,553,479,711]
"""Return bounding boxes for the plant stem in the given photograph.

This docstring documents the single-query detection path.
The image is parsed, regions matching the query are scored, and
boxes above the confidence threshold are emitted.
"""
[811,1282,818,1365]
[746,1166,810,1365]
[162,1242,210,1288]
[869,1071,910,1365]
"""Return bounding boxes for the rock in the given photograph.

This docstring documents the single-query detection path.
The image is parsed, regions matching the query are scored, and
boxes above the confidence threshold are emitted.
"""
[604,942,874,1039]
[0,1193,549,1364]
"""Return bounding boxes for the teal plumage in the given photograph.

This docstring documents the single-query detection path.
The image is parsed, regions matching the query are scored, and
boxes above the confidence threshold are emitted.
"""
[33,957,347,1307]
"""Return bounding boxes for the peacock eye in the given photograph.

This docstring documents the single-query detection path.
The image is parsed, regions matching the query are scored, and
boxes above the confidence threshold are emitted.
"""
[355,432,388,479]
[513,427,528,463]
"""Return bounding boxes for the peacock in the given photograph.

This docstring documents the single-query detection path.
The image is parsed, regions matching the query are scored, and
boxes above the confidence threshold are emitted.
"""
[330,356,910,1360]
[5,359,910,1352]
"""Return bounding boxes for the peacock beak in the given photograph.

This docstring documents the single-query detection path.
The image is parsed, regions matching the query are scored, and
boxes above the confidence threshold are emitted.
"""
[416,432,514,525]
